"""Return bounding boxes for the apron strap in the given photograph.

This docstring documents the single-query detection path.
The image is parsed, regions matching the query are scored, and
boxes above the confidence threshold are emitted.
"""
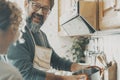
[27,26,36,46]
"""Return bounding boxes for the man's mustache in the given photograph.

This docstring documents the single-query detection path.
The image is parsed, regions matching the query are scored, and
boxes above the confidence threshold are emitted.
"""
[31,12,44,25]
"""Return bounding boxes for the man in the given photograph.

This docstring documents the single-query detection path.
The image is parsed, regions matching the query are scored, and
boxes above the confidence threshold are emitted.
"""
[0,0,23,80]
[7,0,88,80]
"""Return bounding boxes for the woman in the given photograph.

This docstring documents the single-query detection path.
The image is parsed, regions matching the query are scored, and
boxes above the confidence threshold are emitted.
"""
[0,0,23,80]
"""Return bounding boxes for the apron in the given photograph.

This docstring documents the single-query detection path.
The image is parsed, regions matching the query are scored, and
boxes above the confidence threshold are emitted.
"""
[29,30,52,71]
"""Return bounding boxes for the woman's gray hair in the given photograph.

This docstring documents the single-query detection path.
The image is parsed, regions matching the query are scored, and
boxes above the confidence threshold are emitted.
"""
[0,0,22,31]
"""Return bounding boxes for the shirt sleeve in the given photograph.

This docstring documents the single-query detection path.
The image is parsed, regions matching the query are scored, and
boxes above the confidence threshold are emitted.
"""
[50,50,73,71]
[7,41,46,80]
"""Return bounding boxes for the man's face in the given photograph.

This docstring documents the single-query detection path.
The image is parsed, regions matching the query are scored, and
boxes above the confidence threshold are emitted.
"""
[26,0,50,25]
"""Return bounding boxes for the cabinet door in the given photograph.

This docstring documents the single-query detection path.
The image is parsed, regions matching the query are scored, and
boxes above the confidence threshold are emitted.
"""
[79,0,98,30]
[79,0,104,31]
[99,0,120,30]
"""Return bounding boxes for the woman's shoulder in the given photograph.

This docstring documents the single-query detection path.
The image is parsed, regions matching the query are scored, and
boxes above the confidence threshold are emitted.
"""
[0,61,23,80]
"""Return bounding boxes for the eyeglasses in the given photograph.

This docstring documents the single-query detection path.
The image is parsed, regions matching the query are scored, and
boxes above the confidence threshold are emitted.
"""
[30,1,50,14]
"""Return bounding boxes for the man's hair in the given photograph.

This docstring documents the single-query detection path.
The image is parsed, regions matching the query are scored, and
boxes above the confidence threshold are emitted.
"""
[50,0,54,10]
[28,0,54,10]
[0,0,22,31]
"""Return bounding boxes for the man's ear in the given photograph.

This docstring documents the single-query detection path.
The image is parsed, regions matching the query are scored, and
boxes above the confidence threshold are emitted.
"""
[24,0,29,7]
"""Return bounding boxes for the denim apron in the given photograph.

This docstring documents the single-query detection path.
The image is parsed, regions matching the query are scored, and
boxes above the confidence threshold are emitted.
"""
[29,30,52,71]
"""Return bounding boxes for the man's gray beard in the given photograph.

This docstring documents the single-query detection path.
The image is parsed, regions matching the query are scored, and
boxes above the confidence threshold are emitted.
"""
[30,22,42,33]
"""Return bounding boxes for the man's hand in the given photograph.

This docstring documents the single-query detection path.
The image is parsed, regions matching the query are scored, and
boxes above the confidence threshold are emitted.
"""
[71,63,89,72]
[63,74,88,80]
[46,73,88,80]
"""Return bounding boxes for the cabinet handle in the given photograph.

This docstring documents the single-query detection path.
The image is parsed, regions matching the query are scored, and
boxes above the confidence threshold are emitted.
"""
[103,0,119,14]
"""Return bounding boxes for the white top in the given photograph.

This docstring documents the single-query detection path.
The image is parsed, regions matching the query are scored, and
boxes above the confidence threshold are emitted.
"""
[0,61,23,80]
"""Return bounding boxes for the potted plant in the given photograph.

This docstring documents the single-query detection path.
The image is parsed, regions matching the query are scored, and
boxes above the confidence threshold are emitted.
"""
[71,37,89,63]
